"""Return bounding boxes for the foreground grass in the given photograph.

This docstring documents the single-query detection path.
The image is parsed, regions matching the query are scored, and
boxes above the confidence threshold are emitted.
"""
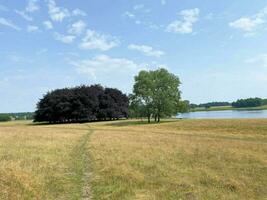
[0,119,266,199]
[191,105,267,112]
[0,121,90,199]
[89,119,267,200]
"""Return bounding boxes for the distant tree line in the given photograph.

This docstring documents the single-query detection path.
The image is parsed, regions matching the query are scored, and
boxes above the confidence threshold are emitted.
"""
[190,102,230,109]
[232,98,267,108]
[190,98,267,109]
[129,68,186,122]
[34,85,129,123]
[0,114,11,122]
[0,112,34,122]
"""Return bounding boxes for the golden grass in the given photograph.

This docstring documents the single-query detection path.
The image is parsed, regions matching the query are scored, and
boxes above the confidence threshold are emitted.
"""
[0,121,90,199]
[89,119,267,200]
[0,119,266,199]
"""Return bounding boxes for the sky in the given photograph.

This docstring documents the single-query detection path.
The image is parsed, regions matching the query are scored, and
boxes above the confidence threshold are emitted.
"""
[1,0,267,112]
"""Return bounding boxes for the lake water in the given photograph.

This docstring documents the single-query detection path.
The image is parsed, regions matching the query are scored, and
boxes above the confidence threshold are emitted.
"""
[177,110,267,119]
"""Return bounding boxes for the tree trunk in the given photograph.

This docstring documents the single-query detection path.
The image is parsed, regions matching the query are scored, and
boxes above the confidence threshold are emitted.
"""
[148,115,151,123]
[154,115,157,122]
[157,116,160,123]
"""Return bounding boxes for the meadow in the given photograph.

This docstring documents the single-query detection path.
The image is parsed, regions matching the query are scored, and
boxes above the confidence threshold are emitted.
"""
[0,119,266,199]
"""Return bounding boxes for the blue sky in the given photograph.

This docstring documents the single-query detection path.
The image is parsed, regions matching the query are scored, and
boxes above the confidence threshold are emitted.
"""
[1,0,267,112]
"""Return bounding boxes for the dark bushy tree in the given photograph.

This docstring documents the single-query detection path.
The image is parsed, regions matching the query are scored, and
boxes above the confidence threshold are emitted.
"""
[34,85,128,123]
[0,114,11,122]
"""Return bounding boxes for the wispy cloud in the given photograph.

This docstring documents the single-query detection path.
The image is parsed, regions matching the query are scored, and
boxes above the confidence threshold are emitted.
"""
[7,54,33,63]
[80,30,120,51]
[47,0,86,22]
[72,8,87,16]
[245,54,267,67]
[68,20,87,35]
[15,10,33,21]
[0,4,8,12]
[36,48,48,55]
[229,7,267,35]
[124,4,157,29]
[15,0,39,21]
[69,55,141,79]
[166,8,200,34]
[27,25,39,33]
[25,0,39,12]
[43,20,53,29]
[54,32,76,44]
[160,0,166,5]
[47,0,70,22]
[128,44,164,57]
[0,17,21,31]
[124,11,135,19]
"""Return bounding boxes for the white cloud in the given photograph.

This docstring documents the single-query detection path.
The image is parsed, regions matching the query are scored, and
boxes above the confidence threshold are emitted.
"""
[123,5,156,29]
[43,20,53,29]
[0,18,21,31]
[54,32,75,44]
[133,4,144,10]
[47,0,87,22]
[14,1,39,22]
[27,25,39,32]
[229,7,267,33]
[128,44,164,57]
[7,54,33,63]
[72,8,87,16]
[0,5,8,12]
[229,17,264,31]
[69,55,141,79]
[26,0,39,13]
[166,8,200,34]
[124,11,135,19]
[80,29,120,51]
[15,10,33,21]
[47,0,70,22]
[245,54,267,67]
[161,0,166,5]
[68,20,87,35]
[36,48,48,55]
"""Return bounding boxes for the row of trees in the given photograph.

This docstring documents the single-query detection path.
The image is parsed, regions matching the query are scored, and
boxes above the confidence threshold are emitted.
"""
[34,69,188,124]
[129,68,186,122]
[34,85,129,123]
[190,98,267,109]
[0,114,11,122]
[232,98,267,108]
[190,102,231,109]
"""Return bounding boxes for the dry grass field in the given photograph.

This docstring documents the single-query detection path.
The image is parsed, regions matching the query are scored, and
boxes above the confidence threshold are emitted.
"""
[0,121,91,199]
[0,119,266,199]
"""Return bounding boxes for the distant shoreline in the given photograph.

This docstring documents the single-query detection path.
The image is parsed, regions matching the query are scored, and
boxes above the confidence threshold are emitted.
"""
[190,105,267,112]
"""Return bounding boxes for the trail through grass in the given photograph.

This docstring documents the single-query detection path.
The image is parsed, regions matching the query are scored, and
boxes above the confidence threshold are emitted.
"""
[69,127,92,200]
[0,122,92,199]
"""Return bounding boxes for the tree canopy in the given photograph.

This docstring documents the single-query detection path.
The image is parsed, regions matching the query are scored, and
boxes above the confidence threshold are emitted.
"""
[232,98,264,108]
[131,68,182,122]
[0,114,11,122]
[34,85,129,123]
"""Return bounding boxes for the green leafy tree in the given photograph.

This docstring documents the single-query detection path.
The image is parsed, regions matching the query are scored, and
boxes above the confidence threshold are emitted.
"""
[128,94,147,119]
[133,68,182,123]
[133,70,154,122]
[0,114,11,122]
[178,100,190,113]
